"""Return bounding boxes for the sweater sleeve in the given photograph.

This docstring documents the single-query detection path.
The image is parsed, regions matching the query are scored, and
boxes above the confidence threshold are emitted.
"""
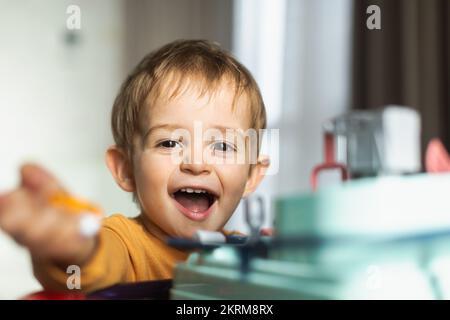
[32,223,132,293]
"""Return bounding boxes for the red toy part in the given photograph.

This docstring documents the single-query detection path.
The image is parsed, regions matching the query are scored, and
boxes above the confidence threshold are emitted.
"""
[22,291,86,300]
[260,228,274,236]
[310,132,349,191]
[425,139,450,173]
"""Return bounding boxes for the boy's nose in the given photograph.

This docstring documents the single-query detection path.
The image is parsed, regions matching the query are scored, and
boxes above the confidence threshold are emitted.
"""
[180,161,212,175]
[179,144,212,175]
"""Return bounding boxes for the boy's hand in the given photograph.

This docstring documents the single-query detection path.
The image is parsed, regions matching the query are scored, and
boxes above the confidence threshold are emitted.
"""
[0,164,98,266]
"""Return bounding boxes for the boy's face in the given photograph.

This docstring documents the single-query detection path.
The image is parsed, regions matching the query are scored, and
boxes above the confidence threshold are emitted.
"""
[129,80,265,239]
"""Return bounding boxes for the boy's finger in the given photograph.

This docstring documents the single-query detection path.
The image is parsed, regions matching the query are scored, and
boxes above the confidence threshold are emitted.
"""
[0,190,36,238]
[0,192,8,210]
[22,207,64,249]
[20,164,66,197]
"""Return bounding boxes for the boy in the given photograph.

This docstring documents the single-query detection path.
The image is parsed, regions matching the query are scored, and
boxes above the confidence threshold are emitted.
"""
[0,40,269,292]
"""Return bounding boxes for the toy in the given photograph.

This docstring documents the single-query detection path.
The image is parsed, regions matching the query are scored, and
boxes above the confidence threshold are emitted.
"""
[48,191,103,238]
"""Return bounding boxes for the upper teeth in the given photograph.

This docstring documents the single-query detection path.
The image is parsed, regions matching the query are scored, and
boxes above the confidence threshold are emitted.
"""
[180,188,208,194]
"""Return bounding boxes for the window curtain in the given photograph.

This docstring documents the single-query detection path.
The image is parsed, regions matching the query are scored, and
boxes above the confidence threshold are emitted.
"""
[352,0,450,153]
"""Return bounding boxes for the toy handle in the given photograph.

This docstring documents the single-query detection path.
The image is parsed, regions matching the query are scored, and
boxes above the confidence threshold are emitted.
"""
[310,132,349,191]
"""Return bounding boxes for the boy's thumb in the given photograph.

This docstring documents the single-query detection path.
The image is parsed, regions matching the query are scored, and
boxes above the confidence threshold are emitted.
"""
[20,164,65,197]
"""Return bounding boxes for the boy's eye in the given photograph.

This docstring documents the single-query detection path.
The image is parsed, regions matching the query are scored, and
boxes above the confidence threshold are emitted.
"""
[211,141,236,152]
[157,140,181,149]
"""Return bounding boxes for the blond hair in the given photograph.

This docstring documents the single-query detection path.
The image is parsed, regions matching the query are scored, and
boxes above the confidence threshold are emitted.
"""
[111,39,266,161]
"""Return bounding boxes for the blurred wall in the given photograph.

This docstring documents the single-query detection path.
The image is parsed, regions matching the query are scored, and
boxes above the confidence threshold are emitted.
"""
[277,0,352,194]
[123,0,232,70]
[0,0,128,299]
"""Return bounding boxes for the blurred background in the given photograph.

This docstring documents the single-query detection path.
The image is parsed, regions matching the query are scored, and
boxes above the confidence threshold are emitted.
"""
[0,0,448,298]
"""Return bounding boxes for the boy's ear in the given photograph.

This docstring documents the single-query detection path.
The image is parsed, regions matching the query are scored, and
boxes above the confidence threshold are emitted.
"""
[243,155,270,197]
[105,146,135,192]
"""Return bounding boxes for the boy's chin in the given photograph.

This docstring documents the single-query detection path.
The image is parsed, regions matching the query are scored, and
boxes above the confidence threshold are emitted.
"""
[172,224,218,240]
[166,225,197,239]
[175,229,195,239]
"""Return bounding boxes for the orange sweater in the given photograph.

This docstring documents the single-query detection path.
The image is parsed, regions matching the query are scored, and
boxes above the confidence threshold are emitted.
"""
[32,214,190,293]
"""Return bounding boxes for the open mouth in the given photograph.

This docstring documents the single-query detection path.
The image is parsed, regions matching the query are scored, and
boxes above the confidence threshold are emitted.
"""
[171,188,217,221]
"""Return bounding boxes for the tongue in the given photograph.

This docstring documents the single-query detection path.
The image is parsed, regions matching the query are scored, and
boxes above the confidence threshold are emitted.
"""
[174,192,210,213]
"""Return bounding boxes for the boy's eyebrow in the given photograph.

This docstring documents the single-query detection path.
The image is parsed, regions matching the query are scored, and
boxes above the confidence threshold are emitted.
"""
[208,125,247,138]
[143,124,184,142]
[143,123,247,141]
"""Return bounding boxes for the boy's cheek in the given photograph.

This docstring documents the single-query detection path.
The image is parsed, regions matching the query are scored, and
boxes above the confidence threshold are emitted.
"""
[216,164,250,187]
[215,166,249,208]
[135,155,174,182]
